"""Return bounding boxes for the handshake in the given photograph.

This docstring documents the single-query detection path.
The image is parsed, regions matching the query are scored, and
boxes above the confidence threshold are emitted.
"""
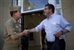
[21,28,35,36]
[22,30,30,36]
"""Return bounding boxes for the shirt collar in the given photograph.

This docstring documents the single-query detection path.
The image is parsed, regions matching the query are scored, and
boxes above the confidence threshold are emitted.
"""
[47,13,55,19]
[50,13,55,17]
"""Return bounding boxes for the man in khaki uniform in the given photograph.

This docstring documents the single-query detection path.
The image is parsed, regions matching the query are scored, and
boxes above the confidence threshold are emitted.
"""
[3,6,27,50]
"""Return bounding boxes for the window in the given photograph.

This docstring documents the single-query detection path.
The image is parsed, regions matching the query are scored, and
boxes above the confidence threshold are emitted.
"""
[18,0,48,13]
[55,0,60,4]
[11,0,18,6]
[12,0,63,15]
[56,8,62,15]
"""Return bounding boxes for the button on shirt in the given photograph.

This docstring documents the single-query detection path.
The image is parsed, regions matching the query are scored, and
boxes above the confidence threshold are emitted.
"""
[35,14,72,42]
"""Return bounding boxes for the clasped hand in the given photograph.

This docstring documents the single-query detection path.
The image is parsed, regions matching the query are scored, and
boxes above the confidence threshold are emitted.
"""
[22,29,30,35]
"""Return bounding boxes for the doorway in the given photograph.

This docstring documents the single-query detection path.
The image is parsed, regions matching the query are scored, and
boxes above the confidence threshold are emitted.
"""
[21,11,46,50]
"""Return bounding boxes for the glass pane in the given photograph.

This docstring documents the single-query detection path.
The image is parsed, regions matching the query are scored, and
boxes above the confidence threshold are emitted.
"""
[12,0,18,6]
[56,8,62,15]
[55,0,60,4]
[23,0,48,11]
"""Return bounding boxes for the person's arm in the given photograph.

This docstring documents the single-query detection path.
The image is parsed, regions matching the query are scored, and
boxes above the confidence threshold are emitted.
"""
[55,16,72,37]
[54,29,69,37]
[24,20,44,33]
[60,16,72,34]
[5,23,26,40]
[28,28,36,32]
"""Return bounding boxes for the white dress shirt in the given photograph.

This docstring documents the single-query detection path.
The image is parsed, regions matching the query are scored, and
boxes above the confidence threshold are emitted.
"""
[35,13,72,42]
